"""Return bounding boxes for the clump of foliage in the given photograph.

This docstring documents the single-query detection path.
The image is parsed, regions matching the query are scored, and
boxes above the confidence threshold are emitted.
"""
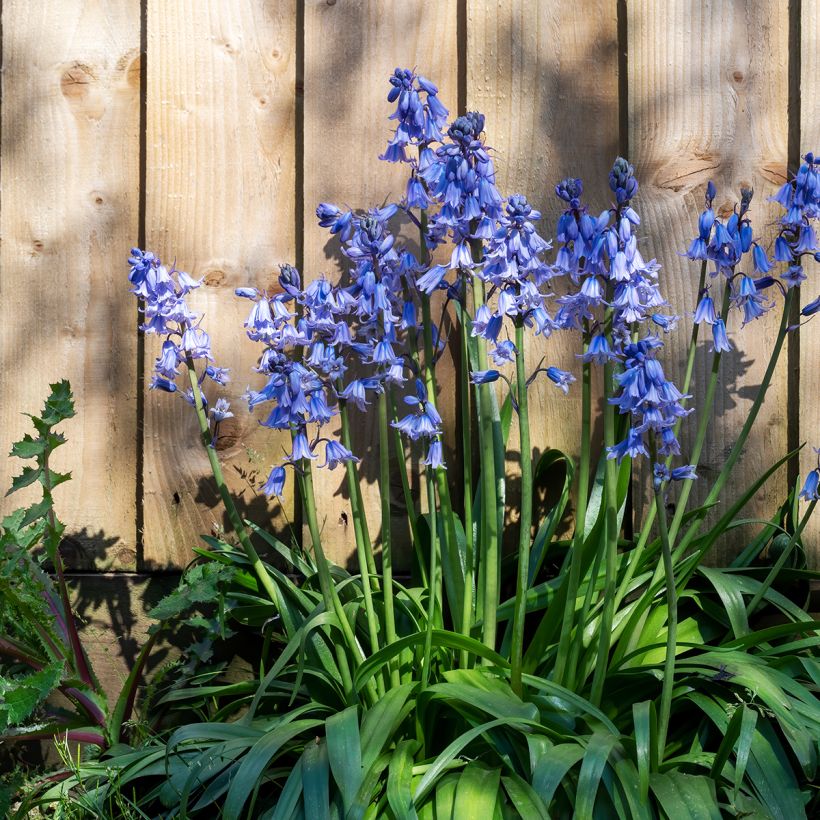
[12,71,820,818]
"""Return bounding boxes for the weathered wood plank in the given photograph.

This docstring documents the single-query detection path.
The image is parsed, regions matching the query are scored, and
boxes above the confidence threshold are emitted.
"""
[628,1,789,564]
[143,1,297,569]
[0,1,141,570]
[467,0,618,536]
[800,3,820,565]
[303,0,459,566]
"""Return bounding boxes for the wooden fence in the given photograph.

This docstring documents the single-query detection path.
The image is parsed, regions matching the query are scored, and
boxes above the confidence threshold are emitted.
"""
[2,0,819,578]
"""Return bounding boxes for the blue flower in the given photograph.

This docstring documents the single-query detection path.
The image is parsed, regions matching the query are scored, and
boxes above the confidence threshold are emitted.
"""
[323,440,358,470]
[470,369,501,384]
[261,465,286,498]
[382,68,449,163]
[800,468,820,501]
[711,318,732,353]
[546,366,575,394]
[209,397,233,422]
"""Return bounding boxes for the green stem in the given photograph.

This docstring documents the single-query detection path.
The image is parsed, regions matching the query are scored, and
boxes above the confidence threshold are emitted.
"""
[378,390,400,689]
[510,323,533,696]
[299,460,373,701]
[672,289,796,567]
[666,281,731,545]
[746,499,816,617]
[653,473,677,763]
[590,308,619,707]
[337,388,378,586]
[459,273,476,653]
[337,393,383,696]
[389,391,424,582]
[554,337,592,688]
[469,255,500,654]
[419,212,463,628]
[614,262,708,611]
[420,469,439,690]
[184,356,280,606]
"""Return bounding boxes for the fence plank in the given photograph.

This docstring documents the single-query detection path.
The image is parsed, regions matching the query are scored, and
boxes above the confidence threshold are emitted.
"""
[303,0,459,566]
[143,1,296,569]
[800,4,820,564]
[0,1,140,570]
[628,1,789,564]
[467,0,619,538]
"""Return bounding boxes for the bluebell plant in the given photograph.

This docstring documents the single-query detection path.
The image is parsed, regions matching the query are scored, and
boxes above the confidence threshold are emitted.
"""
[122,68,820,814]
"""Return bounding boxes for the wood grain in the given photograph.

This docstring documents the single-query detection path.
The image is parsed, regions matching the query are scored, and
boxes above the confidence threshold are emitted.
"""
[628,1,789,564]
[143,1,296,569]
[0,1,141,570]
[800,3,819,564]
[303,0,459,566]
[467,0,618,538]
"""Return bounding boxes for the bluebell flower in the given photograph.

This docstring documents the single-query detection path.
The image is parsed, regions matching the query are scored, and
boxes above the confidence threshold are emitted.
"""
[382,68,449,163]
[261,465,286,498]
[470,369,500,384]
[424,438,445,469]
[392,379,443,445]
[489,339,517,365]
[546,366,575,394]
[801,295,820,316]
[581,333,617,364]
[607,336,691,463]
[693,292,717,325]
[800,468,820,501]
[732,274,773,325]
[711,318,732,353]
[150,375,177,393]
[323,439,358,470]
[291,431,316,462]
[209,397,233,422]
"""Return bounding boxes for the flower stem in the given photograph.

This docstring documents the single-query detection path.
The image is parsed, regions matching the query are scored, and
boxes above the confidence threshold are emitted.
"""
[298,459,373,701]
[337,393,383,695]
[378,389,400,688]
[666,281,732,545]
[389,391,425,580]
[459,273,476,652]
[614,263,707,610]
[746,499,816,617]
[337,389,378,587]
[183,356,281,606]
[590,307,619,707]
[554,336,592,688]
[510,322,532,696]
[468,243,501,655]
[672,288,796,568]
[420,468,439,690]
[653,471,677,763]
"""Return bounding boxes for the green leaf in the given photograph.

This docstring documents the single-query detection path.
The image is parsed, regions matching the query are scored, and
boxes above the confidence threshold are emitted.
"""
[387,740,420,820]
[501,773,549,820]
[413,717,535,806]
[632,701,654,802]
[360,683,414,772]
[302,739,330,820]
[574,731,620,820]
[433,772,459,820]
[326,705,363,814]
[271,756,304,820]
[698,567,750,638]
[0,662,63,729]
[649,772,721,820]
[6,466,40,495]
[452,763,500,820]
[222,718,321,819]
[10,436,46,459]
[354,631,509,694]
[531,743,585,807]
